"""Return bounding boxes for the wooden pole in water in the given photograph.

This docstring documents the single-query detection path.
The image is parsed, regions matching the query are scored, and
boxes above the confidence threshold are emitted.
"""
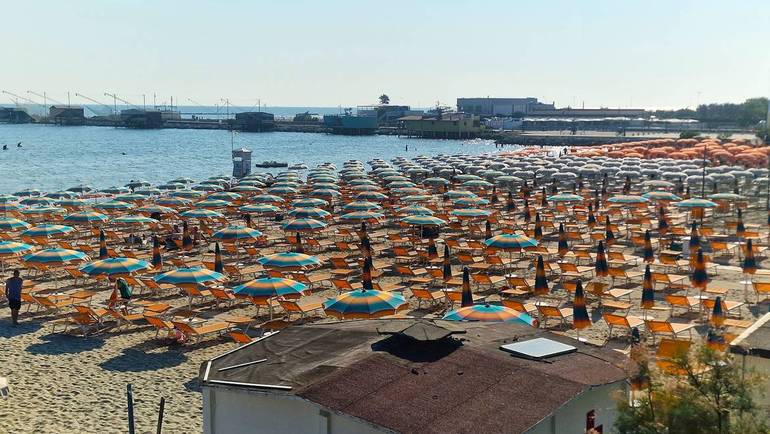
[127,384,135,434]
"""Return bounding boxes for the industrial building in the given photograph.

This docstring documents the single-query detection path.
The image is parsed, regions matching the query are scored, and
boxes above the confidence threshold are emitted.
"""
[399,112,481,139]
[356,105,424,127]
[49,106,85,125]
[457,97,555,117]
[323,111,378,135]
[120,109,164,129]
[233,112,276,132]
[0,107,33,123]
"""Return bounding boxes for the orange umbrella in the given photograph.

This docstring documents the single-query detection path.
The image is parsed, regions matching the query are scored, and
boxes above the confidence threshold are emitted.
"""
[534,255,549,296]
[572,281,591,330]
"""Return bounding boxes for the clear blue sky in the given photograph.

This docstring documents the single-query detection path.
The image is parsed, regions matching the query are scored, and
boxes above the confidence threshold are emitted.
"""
[1,0,768,109]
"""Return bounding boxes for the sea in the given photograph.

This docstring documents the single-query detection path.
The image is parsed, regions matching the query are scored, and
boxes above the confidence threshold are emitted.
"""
[0,123,499,194]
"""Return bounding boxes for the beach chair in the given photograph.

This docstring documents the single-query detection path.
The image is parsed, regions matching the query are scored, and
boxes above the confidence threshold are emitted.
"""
[536,305,574,329]
[501,299,537,315]
[501,276,534,297]
[106,308,146,330]
[144,315,175,338]
[210,287,238,308]
[410,287,446,309]
[31,294,78,315]
[394,265,432,285]
[752,282,770,303]
[557,262,594,281]
[172,320,230,344]
[331,279,363,292]
[603,313,645,341]
[651,272,689,292]
[607,267,644,286]
[655,339,693,375]
[644,319,696,344]
[664,294,700,316]
[277,297,325,320]
[443,289,482,308]
[701,298,744,319]
[294,271,331,289]
[470,273,506,291]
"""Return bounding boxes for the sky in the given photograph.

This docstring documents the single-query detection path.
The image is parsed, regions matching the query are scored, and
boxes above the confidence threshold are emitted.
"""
[1,0,769,110]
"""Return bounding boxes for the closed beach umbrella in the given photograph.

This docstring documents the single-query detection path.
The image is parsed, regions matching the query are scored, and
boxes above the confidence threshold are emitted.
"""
[533,213,543,240]
[522,199,531,223]
[323,288,407,319]
[534,255,548,296]
[605,216,615,246]
[587,204,596,228]
[643,230,654,263]
[182,221,193,250]
[540,187,547,207]
[214,243,223,273]
[658,207,669,235]
[743,239,757,274]
[557,223,568,258]
[641,265,654,310]
[691,249,708,290]
[736,208,745,238]
[360,235,373,258]
[442,303,537,326]
[506,191,515,212]
[442,244,452,281]
[152,236,162,269]
[595,241,608,278]
[461,267,473,307]
[361,256,374,290]
[572,281,591,330]
[294,232,304,254]
[80,257,151,277]
[232,277,306,299]
[99,229,108,259]
[710,296,725,328]
[485,220,492,239]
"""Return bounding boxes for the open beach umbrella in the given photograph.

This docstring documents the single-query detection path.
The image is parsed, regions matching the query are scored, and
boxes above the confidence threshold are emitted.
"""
[22,224,74,239]
[710,296,725,327]
[0,202,22,213]
[398,205,433,216]
[323,288,407,319]
[180,209,224,220]
[23,248,88,264]
[212,225,263,242]
[595,241,608,278]
[572,281,591,331]
[450,208,492,219]
[282,218,327,232]
[136,205,176,215]
[63,211,109,225]
[57,198,88,208]
[195,199,232,209]
[80,257,151,277]
[156,197,193,207]
[534,255,548,296]
[0,241,33,257]
[643,230,654,263]
[641,265,654,310]
[288,207,331,220]
[485,233,537,250]
[0,217,30,231]
[257,252,322,271]
[339,211,385,223]
[642,191,681,202]
[232,277,307,299]
[461,267,473,307]
[154,267,225,288]
[99,229,108,259]
[557,223,568,258]
[401,215,446,227]
[607,195,648,205]
[443,303,537,326]
[547,193,583,203]
[442,245,452,281]
[214,243,223,273]
[291,198,328,208]
[20,197,53,206]
[676,198,717,209]
[690,249,708,290]
[658,207,669,236]
[113,215,158,226]
[533,213,543,240]
[152,236,162,269]
[94,200,134,211]
[743,239,757,274]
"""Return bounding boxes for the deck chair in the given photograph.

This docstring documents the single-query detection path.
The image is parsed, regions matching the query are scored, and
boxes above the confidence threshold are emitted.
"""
[558,262,594,281]
[277,297,325,320]
[752,282,770,303]
[411,287,446,309]
[144,315,175,338]
[331,279,363,292]
[32,294,77,315]
[394,265,432,285]
[501,276,534,297]
[501,299,537,315]
[443,289,482,308]
[536,305,574,329]
[644,319,696,344]
[106,308,146,330]
[655,339,693,375]
[607,267,644,286]
[210,287,237,308]
[470,273,506,291]
[664,294,700,316]
[701,298,744,319]
[172,320,230,344]
[603,313,644,341]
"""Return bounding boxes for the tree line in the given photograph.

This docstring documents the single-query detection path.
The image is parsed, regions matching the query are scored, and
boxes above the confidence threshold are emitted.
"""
[652,97,768,127]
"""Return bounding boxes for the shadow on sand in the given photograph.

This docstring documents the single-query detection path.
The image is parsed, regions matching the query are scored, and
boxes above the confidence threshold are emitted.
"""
[26,333,106,355]
[99,344,187,372]
[0,319,42,338]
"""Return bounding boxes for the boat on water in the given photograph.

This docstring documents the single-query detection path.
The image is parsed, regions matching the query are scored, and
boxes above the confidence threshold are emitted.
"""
[288,163,308,170]
[255,161,288,168]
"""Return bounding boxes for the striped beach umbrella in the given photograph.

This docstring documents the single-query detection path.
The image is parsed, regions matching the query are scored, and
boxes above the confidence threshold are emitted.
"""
[572,280,591,330]
[170,189,204,198]
[209,192,242,201]
[20,197,53,206]
[398,205,434,216]
[64,211,108,225]
[643,230,654,263]
[641,265,654,310]
[288,207,331,220]
[257,252,322,270]
[113,215,158,226]
[101,186,130,195]
[154,267,226,288]
[231,185,262,193]
[642,191,681,202]
[444,190,476,199]
[355,191,388,201]
[443,303,537,326]
[361,256,374,290]
[22,224,74,238]
[401,215,446,227]
[339,211,385,223]
[180,209,225,219]
[534,255,548,296]
[212,225,263,242]
[14,188,41,197]
[608,195,648,204]
[485,233,537,250]
[156,197,192,207]
[253,194,285,204]
[0,217,30,231]
[736,208,745,238]
[605,216,615,246]
[691,249,708,289]
[453,197,490,208]
[595,241,609,278]
[232,277,307,298]
[195,199,232,209]
[136,205,176,215]
[0,202,22,213]
[450,208,492,219]
[99,229,108,259]
[80,257,151,277]
[442,244,452,281]
[0,194,19,203]
[282,218,327,232]
[46,191,76,200]
[533,213,543,240]
[675,198,717,209]
[94,200,134,211]
[214,242,223,273]
[547,193,583,203]
[115,194,147,203]
[152,236,162,269]
[658,207,669,235]
[0,241,33,257]
[343,201,382,212]
[240,204,280,214]
[522,199,531,223]
[557,223,568,258]
[291,198,328,208]
[323,288,408,319]
[21,206,66,216]
[743,239,757,274]
[710,296,725,327]
[460,267,473,307]
[23,248,88,264]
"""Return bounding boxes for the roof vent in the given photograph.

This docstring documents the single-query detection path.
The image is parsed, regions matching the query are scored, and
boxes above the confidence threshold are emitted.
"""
[500,337,576,360]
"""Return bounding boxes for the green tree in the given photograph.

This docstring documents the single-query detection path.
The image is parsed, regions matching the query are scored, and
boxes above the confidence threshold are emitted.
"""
[378,94,390,105]
[616,346,768,434]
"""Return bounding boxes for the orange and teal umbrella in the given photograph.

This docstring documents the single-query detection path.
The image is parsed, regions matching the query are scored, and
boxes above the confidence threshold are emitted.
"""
[195,199,232,209]
[0,241,33,257]
[339,211,385,223]
[604,215,615,246]
[257,252,322,270]
[232,277,307,298]
[557,223,568,257]
[453,197,490,208]
[323,288,407,319]
[23,248,88,264]
[343,201,382,212]
[99,229,108,259]
[443,303,537,326]
[180,209,224,219]
[94,200,134,211]
[155,267,225,288]
[736,208,745,238]
[534,255,549,296]
[485,233,537,250]
[744,239,757,274]
[214,242,223,273]
[587,204,596,228]
[136,205,177,215]
[156,197,192,207]
[80,257,151,277]
[461,267,473,307]
[710,296,725,327]
[22,224,74,238]
[212,225,263,242]
[691,249,708,289]
[356,191,388,202]
[608,195,648,205]
[241,204,280,214]
[397,205,433,215]
[658,207,669,235]
[643,230,654,263]
[442,244,452,281]
[641,265,654,309]
[0,217,30,231]
[533,213,543,240]
[288,207,331,220]
[595,241,608,278]
[361,256,374,290]
[152,236,162,269]
[450,208,492,219]
[282,218,327,232]
[547,193,583,203]
[401,215,446,227]
[113,215,158,226]
[572,280,591,330]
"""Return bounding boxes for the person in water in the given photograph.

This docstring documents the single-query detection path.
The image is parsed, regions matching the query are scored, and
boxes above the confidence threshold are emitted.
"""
[16,142,22,148]
[2,145,7,150]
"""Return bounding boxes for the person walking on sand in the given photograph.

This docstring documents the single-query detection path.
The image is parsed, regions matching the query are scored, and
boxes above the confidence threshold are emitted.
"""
[5,270,23,325]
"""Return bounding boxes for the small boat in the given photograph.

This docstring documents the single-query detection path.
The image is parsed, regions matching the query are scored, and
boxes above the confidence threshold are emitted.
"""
[288,163,308,170]
[255,161,288,168]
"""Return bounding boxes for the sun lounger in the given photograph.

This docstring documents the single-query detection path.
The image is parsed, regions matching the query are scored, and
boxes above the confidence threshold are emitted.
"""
[277,298,325,320]
[603,313,645,341]
[644,319,696,344]
[172,320,230,344]
[411,287,446,309]
[536,305,574,329]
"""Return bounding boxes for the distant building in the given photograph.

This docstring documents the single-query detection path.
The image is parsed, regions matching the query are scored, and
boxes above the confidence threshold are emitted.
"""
[0,107,33,124]
[323,111,378,135]
[200,320,630,434]
[120,109,163,129]
[357,105,424,127]
[233,112,275,132]
[399,112,481,139]
[529,107,647,118]
[457,97,555,117]
[49,106,85,125]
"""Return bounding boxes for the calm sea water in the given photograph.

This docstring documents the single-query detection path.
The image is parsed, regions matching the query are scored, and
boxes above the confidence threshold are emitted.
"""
[0,124,498,194]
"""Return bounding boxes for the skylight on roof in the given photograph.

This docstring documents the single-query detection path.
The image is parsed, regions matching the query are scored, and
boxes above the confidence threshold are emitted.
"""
[500,338,576,360]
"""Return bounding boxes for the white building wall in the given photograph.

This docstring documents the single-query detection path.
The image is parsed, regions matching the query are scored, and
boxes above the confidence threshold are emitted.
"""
[203,386,390,434]
[525,382,627,434]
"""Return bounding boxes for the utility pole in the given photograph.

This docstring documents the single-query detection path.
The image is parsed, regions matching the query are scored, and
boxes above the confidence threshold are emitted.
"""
[143,94,146,110]
[701,145,707,198]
